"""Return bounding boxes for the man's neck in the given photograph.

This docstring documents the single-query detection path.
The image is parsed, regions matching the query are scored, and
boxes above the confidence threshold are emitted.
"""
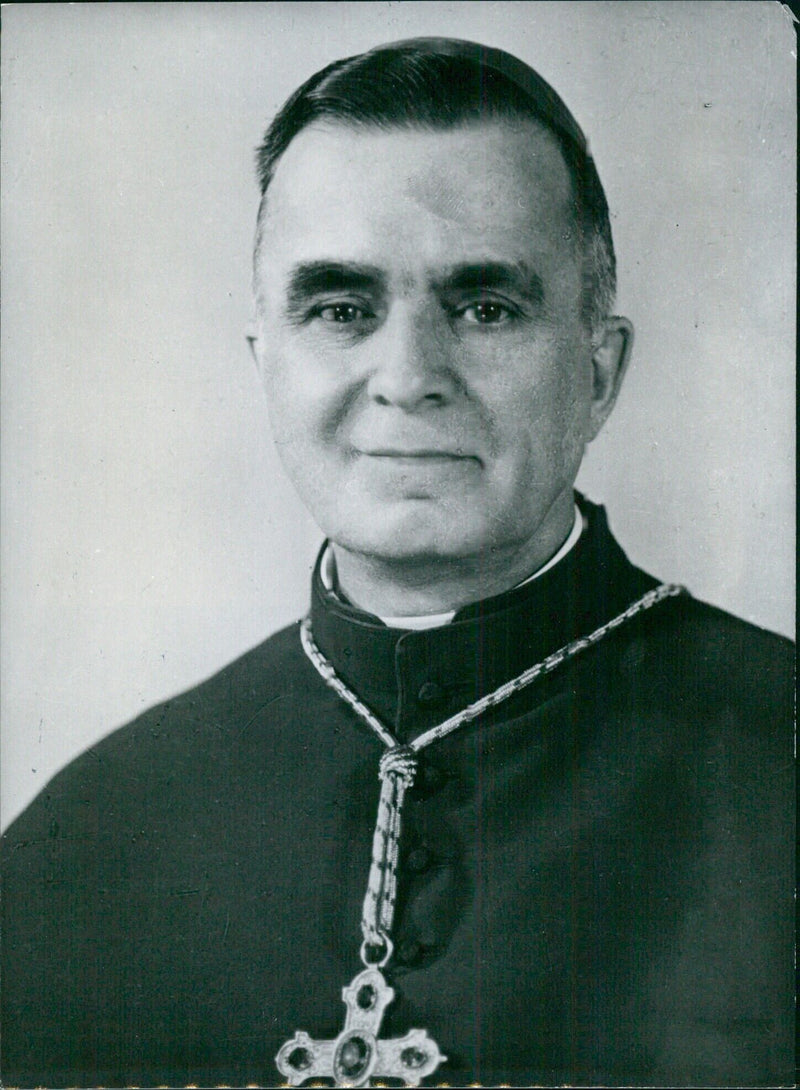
[330,497,579,618]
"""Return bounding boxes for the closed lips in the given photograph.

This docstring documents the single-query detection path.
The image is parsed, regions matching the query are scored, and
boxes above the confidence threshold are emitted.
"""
[359,449,480,460]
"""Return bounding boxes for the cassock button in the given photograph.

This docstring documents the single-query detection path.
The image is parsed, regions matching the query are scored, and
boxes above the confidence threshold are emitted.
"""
[406,847,432,873]
[418,762,446,794]
[395,939,423,966]
[417,681,444,704]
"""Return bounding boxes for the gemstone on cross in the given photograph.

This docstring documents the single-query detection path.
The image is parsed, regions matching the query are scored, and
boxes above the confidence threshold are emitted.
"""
[275,965,447,1087]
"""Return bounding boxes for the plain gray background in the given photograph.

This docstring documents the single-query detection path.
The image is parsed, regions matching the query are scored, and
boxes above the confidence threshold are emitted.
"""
[1,1,795,828]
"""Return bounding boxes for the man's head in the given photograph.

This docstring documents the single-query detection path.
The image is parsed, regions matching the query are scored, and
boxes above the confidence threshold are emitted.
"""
[250,39,632,607]
[254,39,616,334]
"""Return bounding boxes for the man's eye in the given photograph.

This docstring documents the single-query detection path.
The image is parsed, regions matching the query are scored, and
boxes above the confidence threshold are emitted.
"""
[459,301,514,325]
[317,302,369,324]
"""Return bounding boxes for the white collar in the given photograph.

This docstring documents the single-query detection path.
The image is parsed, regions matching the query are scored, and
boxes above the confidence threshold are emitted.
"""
[320,504,584,630]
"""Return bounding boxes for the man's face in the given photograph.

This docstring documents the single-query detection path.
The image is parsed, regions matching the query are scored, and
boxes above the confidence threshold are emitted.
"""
[253,121,609,565]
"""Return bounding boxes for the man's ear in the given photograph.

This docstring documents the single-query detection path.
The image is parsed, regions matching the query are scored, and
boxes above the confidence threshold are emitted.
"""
[587,316,633,440]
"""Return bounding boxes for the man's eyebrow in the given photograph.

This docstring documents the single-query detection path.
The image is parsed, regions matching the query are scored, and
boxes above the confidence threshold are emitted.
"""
[285,261,387,308]
[436,262,545,305]
[282,260,545,313]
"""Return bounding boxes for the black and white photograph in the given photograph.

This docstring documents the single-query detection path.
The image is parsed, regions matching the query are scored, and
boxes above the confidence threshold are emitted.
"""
[1,2,794,1087]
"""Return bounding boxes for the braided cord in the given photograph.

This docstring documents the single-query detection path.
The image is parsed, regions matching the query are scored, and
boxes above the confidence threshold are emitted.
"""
[300,581,685,962]
[301,582,684,756]
[361,748,417,952]
[300,619,396,748]
[410,582,683,751]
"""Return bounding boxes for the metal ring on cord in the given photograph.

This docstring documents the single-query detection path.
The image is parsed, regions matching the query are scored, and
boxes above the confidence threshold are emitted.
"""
[360,933,394,969]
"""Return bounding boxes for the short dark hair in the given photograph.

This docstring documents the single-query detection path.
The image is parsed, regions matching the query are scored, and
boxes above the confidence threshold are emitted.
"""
[254,38,616,332]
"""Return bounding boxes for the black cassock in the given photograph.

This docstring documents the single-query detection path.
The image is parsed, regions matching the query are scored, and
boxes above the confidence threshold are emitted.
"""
[2,497,793,1087]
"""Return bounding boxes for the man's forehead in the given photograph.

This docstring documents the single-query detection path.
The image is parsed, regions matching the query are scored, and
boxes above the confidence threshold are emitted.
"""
[257,120,575,255]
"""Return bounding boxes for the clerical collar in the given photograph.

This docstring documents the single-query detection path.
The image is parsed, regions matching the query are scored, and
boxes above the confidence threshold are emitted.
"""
[320,502,584,630]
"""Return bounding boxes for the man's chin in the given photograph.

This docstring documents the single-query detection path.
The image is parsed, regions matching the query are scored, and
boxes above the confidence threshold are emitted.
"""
[325,504,495,564]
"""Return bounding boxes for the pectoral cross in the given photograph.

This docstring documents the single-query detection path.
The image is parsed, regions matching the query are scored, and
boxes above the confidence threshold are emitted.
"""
[275,965,447,1087]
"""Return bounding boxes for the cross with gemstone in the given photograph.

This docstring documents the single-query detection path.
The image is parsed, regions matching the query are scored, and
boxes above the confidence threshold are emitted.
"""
[275,965,447,1087]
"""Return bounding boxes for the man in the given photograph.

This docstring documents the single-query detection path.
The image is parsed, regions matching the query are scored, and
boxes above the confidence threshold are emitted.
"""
[1,38,793,1089]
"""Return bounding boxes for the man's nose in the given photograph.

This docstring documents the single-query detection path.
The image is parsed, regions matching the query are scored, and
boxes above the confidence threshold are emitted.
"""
[366,309,459,411]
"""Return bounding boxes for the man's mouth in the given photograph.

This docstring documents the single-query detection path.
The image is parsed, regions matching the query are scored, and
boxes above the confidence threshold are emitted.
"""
[358,448,482,464]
